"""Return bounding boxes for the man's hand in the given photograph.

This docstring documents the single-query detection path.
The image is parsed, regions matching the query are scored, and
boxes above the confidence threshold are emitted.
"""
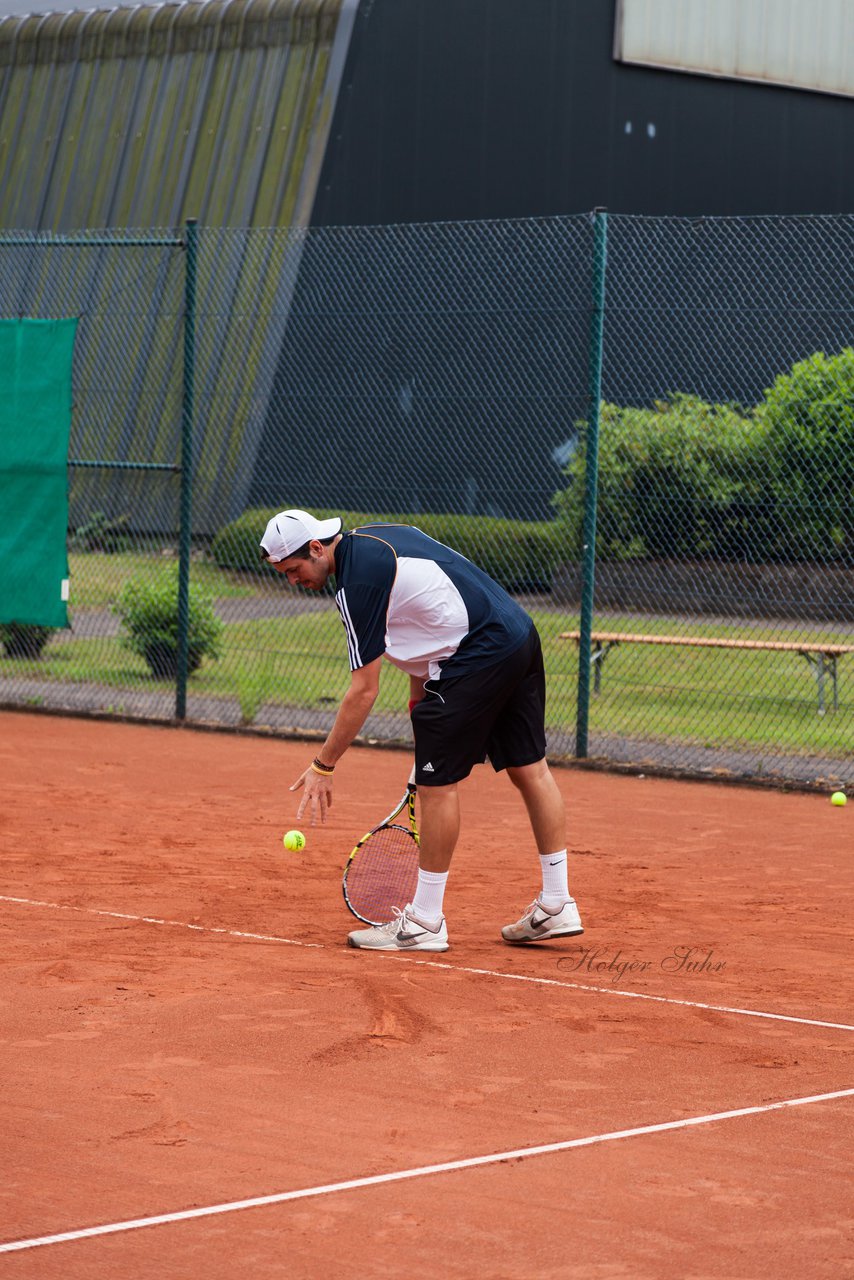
[288,657,382,827]
[291,766,333,826]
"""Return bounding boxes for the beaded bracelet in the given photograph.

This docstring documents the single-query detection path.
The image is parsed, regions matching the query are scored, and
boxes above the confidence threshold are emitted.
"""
[310,757,335,776]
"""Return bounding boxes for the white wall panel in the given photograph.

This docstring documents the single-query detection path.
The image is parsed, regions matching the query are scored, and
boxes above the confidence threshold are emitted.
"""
[615,0,854,98]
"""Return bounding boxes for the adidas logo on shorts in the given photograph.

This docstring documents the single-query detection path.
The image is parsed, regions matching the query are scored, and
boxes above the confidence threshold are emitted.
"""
[422,762,435,773]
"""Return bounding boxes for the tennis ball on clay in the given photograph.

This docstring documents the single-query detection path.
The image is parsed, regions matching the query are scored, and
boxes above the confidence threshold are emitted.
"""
[283,829,306,851]
[830,792,847,807]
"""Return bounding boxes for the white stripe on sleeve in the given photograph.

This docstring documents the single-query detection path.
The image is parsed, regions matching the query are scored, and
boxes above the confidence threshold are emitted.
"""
[335,589,363,669]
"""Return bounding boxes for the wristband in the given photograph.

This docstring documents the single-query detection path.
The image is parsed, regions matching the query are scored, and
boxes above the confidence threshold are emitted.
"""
[311,757,335,776]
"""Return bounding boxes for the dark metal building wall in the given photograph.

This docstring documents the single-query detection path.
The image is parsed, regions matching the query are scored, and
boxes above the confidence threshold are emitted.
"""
[311,0,854,226]
[250,1,854,526]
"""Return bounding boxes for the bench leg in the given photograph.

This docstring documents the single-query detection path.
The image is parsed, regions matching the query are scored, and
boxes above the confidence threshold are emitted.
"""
[800,652,835,715]
[590,641,618,695]
[831,655,839,712]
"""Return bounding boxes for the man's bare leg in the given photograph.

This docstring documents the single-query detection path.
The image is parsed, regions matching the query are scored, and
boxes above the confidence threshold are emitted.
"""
[506,758,565,854]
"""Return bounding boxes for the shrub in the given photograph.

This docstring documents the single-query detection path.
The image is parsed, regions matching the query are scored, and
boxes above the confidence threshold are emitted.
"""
[0,622,54,659]
[71,511,131,554]
[113,567,223,679]
[211,507,564,592]
[553,351,854,566]
[758,348,854,562]
[553,394,771,562]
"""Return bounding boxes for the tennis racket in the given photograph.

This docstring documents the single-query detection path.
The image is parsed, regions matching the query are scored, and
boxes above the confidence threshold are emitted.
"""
[342,767,419,925]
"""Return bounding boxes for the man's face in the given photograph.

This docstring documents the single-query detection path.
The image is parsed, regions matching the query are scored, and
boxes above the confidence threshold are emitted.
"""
[270,541,331,591]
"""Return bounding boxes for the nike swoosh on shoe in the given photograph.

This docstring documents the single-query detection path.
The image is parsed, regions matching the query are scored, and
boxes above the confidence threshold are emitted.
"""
[398,929,431,944]
[529,913,552,930]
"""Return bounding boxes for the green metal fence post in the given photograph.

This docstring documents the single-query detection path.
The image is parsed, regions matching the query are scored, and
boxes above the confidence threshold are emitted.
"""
[575,208,608,758]
[176,218,198,720]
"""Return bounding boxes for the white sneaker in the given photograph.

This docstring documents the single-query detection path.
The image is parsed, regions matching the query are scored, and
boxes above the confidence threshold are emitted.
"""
[501,897,584,944]
[348,905,449,952]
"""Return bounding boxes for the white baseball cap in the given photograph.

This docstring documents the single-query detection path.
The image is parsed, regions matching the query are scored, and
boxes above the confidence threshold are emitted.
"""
[260,509,343,562]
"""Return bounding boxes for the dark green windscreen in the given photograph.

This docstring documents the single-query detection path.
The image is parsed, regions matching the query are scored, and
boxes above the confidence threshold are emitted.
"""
[0,319,77,628]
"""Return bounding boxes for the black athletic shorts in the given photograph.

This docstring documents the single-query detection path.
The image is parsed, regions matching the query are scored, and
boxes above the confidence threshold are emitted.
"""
[410,625,547,787]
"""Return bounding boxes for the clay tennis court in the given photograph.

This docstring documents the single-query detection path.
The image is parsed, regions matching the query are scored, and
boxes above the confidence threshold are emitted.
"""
[1,709,852,1278]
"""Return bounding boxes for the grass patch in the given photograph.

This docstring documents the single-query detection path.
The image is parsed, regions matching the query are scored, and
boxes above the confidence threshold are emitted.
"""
[190,614,410,714]
[2,587,850,759]
[535,610,852,754]
[67,552,257,611]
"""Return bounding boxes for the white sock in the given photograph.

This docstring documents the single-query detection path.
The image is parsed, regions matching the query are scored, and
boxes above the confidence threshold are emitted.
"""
[412,869,448,925]
[539,850,570,908]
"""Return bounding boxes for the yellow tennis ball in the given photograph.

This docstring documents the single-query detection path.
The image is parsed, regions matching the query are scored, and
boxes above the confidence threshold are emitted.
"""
[830,792,847,807]
[283,829,306,851]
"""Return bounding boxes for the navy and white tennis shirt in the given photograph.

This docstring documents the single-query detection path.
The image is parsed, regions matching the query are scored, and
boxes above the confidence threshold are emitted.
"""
[332,524,533,680]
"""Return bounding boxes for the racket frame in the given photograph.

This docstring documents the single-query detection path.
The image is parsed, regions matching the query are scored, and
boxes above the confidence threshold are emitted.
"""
[342,774,419,925]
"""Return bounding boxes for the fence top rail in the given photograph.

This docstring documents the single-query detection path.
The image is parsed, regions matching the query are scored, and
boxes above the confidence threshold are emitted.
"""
[560,631,854,655]
[0,233,184,247]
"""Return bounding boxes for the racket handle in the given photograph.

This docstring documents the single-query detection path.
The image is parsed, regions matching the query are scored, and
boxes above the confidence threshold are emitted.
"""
[407,763,416,787]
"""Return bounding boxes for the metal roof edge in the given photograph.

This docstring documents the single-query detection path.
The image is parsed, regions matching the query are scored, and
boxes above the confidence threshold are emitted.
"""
[0,0,344,62]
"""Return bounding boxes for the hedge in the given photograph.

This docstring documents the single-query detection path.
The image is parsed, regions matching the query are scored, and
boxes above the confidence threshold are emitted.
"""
[211,508,565,593]
[758,348,854,561]
[553,394,770,562]
[553,349,854,564]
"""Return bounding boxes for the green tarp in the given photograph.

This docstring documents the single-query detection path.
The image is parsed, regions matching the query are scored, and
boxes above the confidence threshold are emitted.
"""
[0,318,77,629]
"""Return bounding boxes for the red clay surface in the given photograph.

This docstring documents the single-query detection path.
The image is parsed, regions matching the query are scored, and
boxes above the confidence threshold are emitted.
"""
[1,709,852,1279]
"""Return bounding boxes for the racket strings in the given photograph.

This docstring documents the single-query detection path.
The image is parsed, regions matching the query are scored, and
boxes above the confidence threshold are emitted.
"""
[344,824,419,924]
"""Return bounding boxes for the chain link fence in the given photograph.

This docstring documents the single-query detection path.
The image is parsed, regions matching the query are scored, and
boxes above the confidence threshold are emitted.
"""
[569,214,853,785]
[1,229,187,719]
[0,215,851,789]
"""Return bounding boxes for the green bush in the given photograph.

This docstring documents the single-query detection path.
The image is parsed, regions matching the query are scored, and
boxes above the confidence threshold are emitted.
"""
[211,507,564,592]
[553,394,769,561]
[553,350,854,566]
[71,511,131,554]
[113,567,223,678]
[0,622,55,659]
[758,348,854,562]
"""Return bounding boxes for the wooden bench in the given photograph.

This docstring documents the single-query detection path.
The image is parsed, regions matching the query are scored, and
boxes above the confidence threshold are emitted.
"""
[560,631,854,714]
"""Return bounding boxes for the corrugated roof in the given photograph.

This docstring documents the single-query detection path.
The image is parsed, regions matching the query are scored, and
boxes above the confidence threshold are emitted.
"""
[0,0,357,532]
[0,0,355,230]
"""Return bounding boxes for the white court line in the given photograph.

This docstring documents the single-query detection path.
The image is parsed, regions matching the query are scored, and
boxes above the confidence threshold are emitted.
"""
[2,1085,853,1255]
[411,958,854,1034]
[0,894,322,949]
[2,893,853,1034]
